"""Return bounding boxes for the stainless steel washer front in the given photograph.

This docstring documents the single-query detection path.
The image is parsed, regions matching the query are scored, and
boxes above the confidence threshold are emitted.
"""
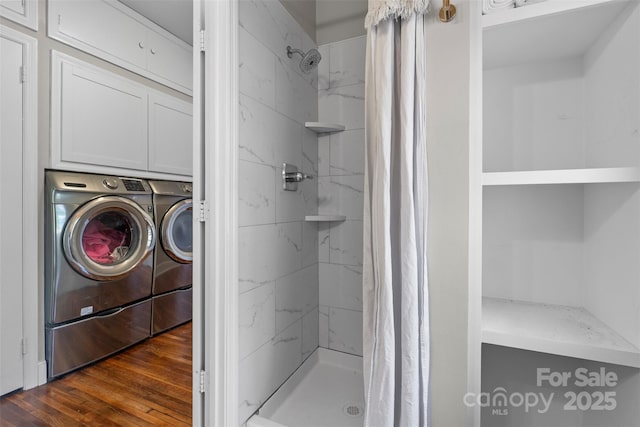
[149,180,193,334]
[45,171,156,378]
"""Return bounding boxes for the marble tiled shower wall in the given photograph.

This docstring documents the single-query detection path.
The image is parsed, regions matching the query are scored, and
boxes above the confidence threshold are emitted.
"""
[317,36,366,357]
[237,0,319,423]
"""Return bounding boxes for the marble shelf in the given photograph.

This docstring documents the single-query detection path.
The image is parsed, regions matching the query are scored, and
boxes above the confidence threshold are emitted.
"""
[304,215,347,222]
[304,122,345,134]
[482,297,640,368]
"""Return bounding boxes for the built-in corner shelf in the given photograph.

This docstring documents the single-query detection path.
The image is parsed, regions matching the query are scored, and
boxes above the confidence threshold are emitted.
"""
[304,122,345,134]
[482,167,640,186]
[482,297,640,368]
[304,215,346,222]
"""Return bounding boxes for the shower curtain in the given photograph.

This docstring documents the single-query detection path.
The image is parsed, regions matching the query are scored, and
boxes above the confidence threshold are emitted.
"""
[363,0,430,426]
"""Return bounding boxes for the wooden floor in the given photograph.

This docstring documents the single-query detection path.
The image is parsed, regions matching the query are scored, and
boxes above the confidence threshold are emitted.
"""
[0,323,192,427]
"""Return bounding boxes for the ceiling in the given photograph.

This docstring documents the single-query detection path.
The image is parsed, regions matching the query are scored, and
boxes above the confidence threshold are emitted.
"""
[118,0,193,45]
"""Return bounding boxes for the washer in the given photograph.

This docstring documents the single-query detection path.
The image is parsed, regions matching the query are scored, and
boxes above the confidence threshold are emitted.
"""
[149,180,193,335]
[45,171,156,378]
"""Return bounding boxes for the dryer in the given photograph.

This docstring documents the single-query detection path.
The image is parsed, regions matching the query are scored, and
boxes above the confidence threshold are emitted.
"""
[149,180,193,335]
[45,171,156,378]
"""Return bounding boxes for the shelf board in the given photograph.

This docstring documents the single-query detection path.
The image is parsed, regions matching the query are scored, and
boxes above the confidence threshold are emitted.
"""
[483,297,640,368]
[304,122,345,134]
[482,167,640,186]
[304,215,347,222]
[483,0,629,69]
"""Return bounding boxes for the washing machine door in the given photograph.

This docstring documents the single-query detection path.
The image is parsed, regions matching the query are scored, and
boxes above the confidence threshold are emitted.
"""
[63,196,156,281]
[161,199,193,263]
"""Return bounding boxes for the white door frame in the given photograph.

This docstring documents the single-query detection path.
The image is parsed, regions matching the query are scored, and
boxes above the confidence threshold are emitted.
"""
[193,0,239,425]
[0,25,40,390]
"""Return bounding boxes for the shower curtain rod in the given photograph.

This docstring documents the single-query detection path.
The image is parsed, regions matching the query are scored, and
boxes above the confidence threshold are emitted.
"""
[439,0,457,22]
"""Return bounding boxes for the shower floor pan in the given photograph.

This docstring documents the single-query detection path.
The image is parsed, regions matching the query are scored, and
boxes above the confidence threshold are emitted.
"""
[248,348,365,427]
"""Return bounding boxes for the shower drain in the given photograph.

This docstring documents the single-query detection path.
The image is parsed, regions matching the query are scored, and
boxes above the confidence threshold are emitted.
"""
[343,403,364,417]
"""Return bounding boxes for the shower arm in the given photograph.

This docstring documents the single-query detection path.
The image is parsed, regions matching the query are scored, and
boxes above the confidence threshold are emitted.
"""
[286,46,305,59]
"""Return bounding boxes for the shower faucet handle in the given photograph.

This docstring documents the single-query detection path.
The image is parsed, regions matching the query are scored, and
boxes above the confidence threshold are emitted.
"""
[285,172,313,182]
[282,163,312,191]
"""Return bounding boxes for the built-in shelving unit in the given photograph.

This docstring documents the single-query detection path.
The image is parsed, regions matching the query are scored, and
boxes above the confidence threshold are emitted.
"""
[477,0,640,424]
[480,0,639,373]
[304,122,345,134]
[304,215,346,222]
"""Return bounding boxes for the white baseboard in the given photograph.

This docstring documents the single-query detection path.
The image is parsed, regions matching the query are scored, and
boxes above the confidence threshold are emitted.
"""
[38,361,47,385]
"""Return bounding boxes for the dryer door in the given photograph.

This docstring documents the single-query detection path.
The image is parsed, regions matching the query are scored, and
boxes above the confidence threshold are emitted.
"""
[63,196,156,281]
[161,199,193,263]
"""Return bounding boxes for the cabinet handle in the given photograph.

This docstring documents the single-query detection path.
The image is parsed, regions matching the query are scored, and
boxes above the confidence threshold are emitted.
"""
[138,41,144,49]
[150,48,156,55]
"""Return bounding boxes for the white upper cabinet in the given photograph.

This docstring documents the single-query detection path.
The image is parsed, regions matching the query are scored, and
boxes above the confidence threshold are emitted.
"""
[51,51,193,178]
[148,93,193,176]
[0,0,37,30]
[48,0,192,95]
[145,29,192,91]
[57,57,149,171]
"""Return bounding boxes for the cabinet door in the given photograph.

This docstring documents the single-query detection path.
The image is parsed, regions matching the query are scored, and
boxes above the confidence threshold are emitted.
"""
[50,0,147,70]
[0,31,25,396]
[0,0,37,30]
[58,57,148,171]
[146,29,193,93]
[148,93,193,176]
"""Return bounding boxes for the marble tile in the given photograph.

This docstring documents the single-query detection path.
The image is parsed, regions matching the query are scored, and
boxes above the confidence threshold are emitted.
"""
[275,56,318,124]
[319,263,363,312]
[275,174,304,223]
[302,307,319,360]
[317,134,331,177]
[330,129,365,176]
[239,0,301,65]
[329,220,363,266]
[239,93,302,168]
[238,94,274,166]
[275,265,318,333]
[301,221,318,268]
[318,222,331,263]
[239,282,276,359]
[238,224,277,293]
[318,84,365,130]
[329,36,366,89]
[239,26,276,108]
[239,160,275,227]
[276,222,303,279]
[318,175,364,220]
[301,176,318,217]
[239,319,303,423]
[317,44,330,91]
[319,305,329,348]
[301,128,318,177]
[329,307,363,356]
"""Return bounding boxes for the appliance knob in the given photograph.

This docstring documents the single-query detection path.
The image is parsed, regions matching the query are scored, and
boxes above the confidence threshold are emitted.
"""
[103,178,119,190]
[182,183,192,193]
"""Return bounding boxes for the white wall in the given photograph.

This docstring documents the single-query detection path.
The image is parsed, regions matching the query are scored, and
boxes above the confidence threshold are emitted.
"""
[237,0,320,423]
[316,0,367,45]
[425,2,472,425]
[316,35,366,356]
[279,0,316,41]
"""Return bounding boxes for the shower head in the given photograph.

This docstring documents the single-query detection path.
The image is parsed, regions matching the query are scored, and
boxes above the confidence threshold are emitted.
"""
[286,45,322,74]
